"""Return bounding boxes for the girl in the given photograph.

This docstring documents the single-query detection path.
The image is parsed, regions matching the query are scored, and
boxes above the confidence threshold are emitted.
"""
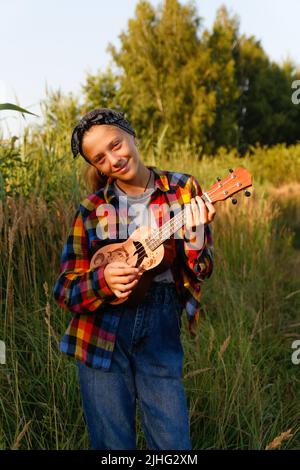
[53,108,215,450]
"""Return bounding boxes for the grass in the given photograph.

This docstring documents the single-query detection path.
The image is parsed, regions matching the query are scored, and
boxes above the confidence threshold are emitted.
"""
[182,196,300,450]
[0,137,300,449]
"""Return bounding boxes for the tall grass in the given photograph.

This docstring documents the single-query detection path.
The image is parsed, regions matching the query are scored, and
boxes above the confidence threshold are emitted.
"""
[0,135,299,449]
[182,195,300,449]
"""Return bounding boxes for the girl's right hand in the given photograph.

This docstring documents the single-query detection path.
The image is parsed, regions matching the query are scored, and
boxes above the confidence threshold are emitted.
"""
[103,261,142,299]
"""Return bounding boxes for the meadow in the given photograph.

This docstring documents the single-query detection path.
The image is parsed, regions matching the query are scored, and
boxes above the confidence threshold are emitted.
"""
[0,133,299,449]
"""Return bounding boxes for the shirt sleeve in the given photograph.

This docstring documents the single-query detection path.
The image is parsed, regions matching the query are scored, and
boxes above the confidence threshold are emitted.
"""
[52,207,115,315]
[182,175,214,282]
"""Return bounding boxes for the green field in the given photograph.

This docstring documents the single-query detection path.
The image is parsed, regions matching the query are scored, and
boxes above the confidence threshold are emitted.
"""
[0,138,300,449]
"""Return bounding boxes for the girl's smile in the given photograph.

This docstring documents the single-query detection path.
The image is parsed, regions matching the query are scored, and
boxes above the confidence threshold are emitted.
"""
[113,161,130,175]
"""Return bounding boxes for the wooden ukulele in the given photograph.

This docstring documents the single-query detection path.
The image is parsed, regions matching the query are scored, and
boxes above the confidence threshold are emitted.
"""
[90,167,252,306]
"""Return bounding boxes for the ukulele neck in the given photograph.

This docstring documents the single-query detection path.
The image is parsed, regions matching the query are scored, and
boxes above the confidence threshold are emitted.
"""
[145,165,252,251]
[146,195,208,251]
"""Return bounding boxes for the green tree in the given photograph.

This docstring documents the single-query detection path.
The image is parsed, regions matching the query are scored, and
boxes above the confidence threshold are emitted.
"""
[81,66,119,114]
[237,36,300,148]
[77,0,300,153]
[202,5,240,151]
[107,0,217,152]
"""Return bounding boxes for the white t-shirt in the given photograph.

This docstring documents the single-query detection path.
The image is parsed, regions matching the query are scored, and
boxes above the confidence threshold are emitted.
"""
[113,180,175,283]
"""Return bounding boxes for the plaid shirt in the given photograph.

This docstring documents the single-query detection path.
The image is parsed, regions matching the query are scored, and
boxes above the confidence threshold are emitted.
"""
[53,166,213,369]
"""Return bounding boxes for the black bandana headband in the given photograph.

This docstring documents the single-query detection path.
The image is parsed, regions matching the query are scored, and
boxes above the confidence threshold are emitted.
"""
[71,108,136,159]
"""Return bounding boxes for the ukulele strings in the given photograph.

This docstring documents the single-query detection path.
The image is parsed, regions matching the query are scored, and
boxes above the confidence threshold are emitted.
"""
[98,178,246,264]
[104,211,185,262]
[148,176,247,244]
[122,178,245,259]
[122,178,239,258]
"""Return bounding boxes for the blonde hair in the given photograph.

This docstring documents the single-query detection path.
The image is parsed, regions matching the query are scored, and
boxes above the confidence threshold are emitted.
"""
[83,164,109,193]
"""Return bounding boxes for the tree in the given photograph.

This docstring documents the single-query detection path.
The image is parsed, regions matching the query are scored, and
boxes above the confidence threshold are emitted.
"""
[81,67,119,114]
[81,0,300,154]
[107,0,216,152]
[237,36,300,149]
[202,5,240,152]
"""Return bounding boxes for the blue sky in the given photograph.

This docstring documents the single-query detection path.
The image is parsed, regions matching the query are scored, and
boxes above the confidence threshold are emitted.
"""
[1,0,299,137]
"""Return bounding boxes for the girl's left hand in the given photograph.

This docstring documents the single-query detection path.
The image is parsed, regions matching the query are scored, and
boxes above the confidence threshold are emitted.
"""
[184,196,216,250]
[186,196,216,230]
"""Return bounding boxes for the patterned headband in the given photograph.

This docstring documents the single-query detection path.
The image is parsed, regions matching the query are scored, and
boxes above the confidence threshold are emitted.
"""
[71,108,136,159]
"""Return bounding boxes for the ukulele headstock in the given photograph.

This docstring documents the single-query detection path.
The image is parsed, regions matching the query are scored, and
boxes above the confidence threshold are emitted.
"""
[204,167,253,204]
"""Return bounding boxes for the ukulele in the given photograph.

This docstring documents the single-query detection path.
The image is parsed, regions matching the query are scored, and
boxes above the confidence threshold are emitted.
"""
[90,167,252,306]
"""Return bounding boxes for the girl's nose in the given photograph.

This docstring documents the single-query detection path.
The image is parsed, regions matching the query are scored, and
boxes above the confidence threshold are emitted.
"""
[108,152,119,163]
[109,153,126,169]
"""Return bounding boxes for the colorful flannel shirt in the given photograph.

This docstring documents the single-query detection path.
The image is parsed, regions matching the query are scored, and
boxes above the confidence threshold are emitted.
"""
[53,166,214,369]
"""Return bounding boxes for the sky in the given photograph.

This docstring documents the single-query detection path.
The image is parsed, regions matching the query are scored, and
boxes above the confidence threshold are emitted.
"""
[1,0,299,137]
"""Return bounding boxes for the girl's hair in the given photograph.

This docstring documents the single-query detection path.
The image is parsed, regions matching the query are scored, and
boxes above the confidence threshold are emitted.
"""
[83,164,109,193]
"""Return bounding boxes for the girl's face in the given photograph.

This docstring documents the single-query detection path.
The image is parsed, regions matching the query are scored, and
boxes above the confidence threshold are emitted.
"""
[81,124,141,181]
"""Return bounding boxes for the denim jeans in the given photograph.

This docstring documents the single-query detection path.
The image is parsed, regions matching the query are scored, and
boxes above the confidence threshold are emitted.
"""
[76,282,192,450]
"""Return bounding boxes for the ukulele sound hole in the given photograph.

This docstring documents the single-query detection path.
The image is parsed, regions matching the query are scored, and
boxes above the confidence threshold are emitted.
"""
[132,240,148,267]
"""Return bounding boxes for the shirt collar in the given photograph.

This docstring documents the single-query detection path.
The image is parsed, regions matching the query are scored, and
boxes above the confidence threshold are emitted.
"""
[103,165,169,203]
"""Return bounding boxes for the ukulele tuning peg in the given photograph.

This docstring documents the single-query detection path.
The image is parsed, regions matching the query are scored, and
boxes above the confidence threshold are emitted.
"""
[244,190,251,197]
[229,168,233,173]
[230,196,237,205]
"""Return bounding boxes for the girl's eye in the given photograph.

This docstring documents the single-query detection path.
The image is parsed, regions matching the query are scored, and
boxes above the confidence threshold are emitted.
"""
[113,142,121,148]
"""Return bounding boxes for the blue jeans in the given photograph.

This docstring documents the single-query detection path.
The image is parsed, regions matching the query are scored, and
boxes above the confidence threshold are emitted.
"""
[76,282,192,450]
